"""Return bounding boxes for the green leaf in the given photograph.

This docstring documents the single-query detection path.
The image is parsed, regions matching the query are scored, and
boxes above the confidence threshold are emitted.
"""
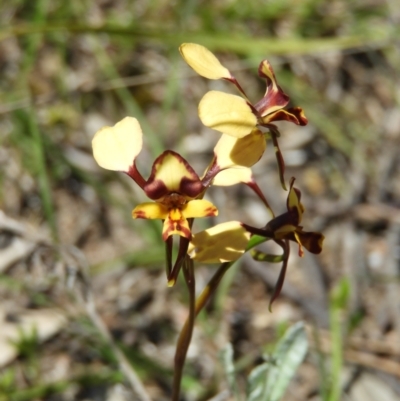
[330,278,350,309]
[220,343,241,400]
[246,235,268,251]
[250,250,284,263]
[247,363,269,401]
[247,322,308,401]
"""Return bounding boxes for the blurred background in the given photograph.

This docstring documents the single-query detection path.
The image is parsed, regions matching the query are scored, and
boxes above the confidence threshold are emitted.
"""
[1,0,399,400]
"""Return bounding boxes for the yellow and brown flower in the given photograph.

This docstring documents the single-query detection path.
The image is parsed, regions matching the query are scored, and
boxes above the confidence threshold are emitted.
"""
[180,43,308,139]
[92,117,218,241]
[249,178,324,256]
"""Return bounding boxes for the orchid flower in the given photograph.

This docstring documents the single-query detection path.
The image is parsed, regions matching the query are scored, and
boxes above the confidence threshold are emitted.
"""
[180,43,307,137]
[259,177,324,256]
[92,117,217,241]
[180,43,308,188]
[91,116,269,284]
[242,177,324,308]
[92,117,220,284]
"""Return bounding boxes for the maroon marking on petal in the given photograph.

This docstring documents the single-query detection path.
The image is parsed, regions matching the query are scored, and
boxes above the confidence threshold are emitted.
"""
[258,59,278,81]
[288,107,308,125]
[265,212,297,235]
[254,88,290,117]
[162,209,192,241]
[294,230,325,254]
[255,60,291,117]
[180,225,192,238]
[144,179,169,200]
[162,230,170,241]
[204,206,218,217]
[133,210,147,219]
[266,107,308,126]
[162,193,187,209]
[163,222,191,240]
[180,176,204,198]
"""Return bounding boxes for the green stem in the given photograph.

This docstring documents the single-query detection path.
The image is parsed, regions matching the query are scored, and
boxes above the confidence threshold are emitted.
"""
[28,110,58,241]
[171,261,232,401]
[1,24,391,56]
[327,279,349,401]
[328,302,342,401]
[171,256,196,401]
[193,262,232,316]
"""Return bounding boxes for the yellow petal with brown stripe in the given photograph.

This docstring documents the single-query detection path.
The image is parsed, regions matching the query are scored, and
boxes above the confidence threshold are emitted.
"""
[162,208,191,240]
[132,202,168,219]
[182,199,218,218]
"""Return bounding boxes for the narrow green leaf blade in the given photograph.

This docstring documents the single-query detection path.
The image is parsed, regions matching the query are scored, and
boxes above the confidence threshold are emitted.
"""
[264,322,308,401]
[247,363,269,401]
[220,343,241,400]
[247,322,308,401]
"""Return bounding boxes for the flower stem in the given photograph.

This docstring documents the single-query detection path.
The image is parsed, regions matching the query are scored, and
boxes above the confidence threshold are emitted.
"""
[171,261,232,401]
[171,256,196,401]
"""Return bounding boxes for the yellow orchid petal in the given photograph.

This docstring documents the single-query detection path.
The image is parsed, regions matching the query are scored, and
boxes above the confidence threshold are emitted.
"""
[199,91,257,138]
[179,43,231,80]
[214,129,266,169]
[182,199,218,218]
[162,208,191,240]
[188,221,250,263]
[293,231,304,257]
[259,60,280,98]
[212,167,252,186]
[287,179,304,222]
[287,187,300,210]
[261,107,308,125]
[132,202,168,220]
[274,224,297,239]
[92,117,143,172]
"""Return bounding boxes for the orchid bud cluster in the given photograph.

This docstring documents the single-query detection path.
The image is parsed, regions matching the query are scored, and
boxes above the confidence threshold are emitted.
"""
[92,43,324,306]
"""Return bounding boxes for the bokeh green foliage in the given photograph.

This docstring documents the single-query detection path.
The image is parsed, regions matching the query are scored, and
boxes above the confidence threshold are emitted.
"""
[0,0,399,399]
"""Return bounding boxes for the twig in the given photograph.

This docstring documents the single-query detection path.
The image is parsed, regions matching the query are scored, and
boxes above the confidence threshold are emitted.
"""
[84,292,152,401]
[306,325,400,379]
[0,210,50,244]
[64,247,152,401]
[343,349,400,379]
[306,325,400,357]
